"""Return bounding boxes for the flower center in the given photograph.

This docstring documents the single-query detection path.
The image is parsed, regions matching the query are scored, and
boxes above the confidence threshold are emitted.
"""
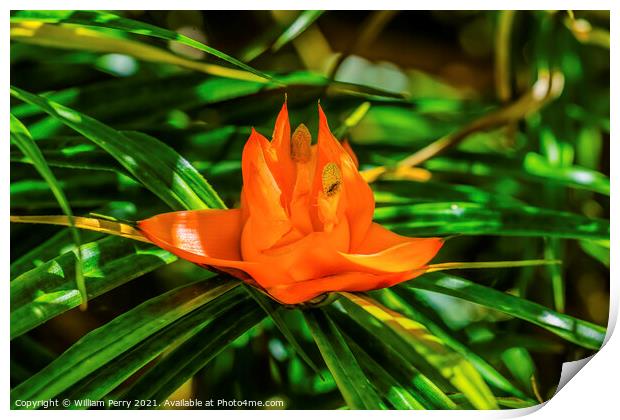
[322,162,342,197]
[291,124,312,163]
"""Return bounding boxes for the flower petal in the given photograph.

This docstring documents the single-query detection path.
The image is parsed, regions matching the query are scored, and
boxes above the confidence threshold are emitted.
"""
[268,101,296,203]
[317,105,374,248]
[267,270,426,304]
[342,139,359,168]
[339,238,443,273]
[242,218,351,286]
[241,129,292,250]
[138,209,244,261]
[353,222,444,254]
[343,222,444,272]
[138,209,294,288]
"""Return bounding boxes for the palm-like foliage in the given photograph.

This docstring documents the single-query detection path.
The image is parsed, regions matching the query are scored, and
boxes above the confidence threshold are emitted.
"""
[10,10,609,409]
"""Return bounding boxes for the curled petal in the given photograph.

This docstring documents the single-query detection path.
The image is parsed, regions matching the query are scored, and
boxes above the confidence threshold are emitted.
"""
[268,270,426,304]
[242,219,351,286]
[241,129,291,250]
[268,102,295,203]
[353,222,444,255]
[342,139,359,168]
[139,209,244,261]
[138,209,294,289]
[317,105,374,248]
[339,239,444,273]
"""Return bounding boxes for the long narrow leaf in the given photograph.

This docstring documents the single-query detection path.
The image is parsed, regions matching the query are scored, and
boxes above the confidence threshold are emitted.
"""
[304,309,386,409]
[62,287,251,405]
[10,235,175,339]
[245,286,322,376]
[375,202,609,240]
[328,307,454,409]
[340,293,498,409]
[378,288,527,398]
[10,86,225,211]
[10,202,138,278]
[272,11,324,51]
[405,272,606,350]
[10,277,238,405]
[10,114,87,307]
[11,21,266,82]
[11,11,275,83]
[118,298,264,404]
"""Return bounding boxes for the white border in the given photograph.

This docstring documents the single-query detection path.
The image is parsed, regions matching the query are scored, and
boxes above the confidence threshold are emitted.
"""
[3,2,616,419]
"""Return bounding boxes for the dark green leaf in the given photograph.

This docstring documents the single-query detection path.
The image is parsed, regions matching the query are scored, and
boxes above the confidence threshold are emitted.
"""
[272,11,324,51]
[63,287,251,405]
[10,277,238,406]
[245,286,322,376]
[375,202,609,240]
[405,272,606,350]
[304,309,386,409]
[118,296,264,404]
[10,86,225,211]
[11,10,275,83]
[10,236,177,339]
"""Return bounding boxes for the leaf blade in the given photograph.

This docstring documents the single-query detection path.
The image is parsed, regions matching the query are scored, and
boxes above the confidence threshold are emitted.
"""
[405,272,606,350]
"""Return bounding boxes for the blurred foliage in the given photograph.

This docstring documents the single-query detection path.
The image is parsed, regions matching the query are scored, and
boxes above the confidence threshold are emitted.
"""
[10,10,609,410]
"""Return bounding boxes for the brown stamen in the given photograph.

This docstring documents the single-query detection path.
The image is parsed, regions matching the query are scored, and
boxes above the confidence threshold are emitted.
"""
[322,162,342,197]
[291,124,312,163]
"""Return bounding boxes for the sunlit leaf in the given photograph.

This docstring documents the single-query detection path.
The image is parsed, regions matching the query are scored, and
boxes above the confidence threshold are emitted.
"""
[405,272,606,350]
[11,277,238,405]
[10,11,275,83]
[10,86,226,211]
[10,236,176,339]
[375,202,609,240]
[340,293,498,409]
[304,309,386,409]
[272,11,324,51]
[117,296,264,403]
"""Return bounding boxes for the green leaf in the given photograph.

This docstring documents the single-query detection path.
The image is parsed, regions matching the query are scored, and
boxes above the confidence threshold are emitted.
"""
[11,136,123,174]
[327,305,456,409]
[304,309,387,409]
[375,202,609,240]
[62,287,251,405]
[339,293,498,409]
[272,11,324,51]
[449,394,538,409]
[579,239,610,267]
[424,152,610,195]
[501,347,536,394]
[11,20,267,82]
[10,277,238,406]
[118,297,264,404]
[405,272,606,350]
[372,180,521,206]
[11,10,275,83]
[346,339,425,409]
[10,202,137,278]
[10,114,87,306]
[380,288,528,399]
[10,86,226,211]
[10,236,176,339]
[244,286,322,376]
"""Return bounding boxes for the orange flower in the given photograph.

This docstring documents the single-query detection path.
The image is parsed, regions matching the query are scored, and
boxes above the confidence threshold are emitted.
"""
[138,102,443,304]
